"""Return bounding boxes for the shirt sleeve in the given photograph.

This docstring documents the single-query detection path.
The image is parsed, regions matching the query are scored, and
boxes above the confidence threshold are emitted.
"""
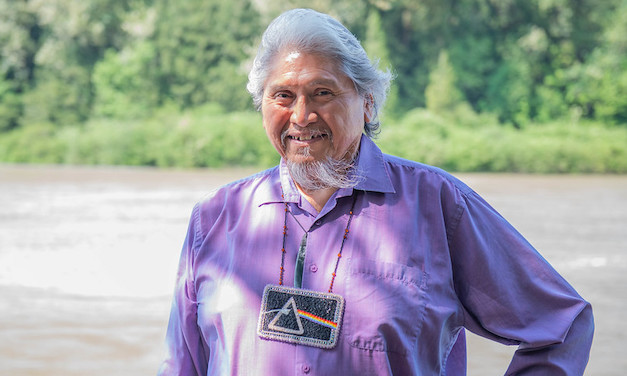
[448,190,594,375]
[157,204,209,376]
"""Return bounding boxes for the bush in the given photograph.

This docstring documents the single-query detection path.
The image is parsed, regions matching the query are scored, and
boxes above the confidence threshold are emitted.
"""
[378,109,627,173]
[0,122,68,163]
[0,104,279,168]
[1,104,626,173]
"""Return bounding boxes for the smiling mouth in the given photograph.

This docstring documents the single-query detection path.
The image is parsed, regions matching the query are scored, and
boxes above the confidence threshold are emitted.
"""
[282,128,330,146]
[288,133,328,141]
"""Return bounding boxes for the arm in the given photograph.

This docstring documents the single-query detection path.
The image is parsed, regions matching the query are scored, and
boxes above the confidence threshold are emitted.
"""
[449,191,594,375]
[158,204,209,376]
[505,304,593,375]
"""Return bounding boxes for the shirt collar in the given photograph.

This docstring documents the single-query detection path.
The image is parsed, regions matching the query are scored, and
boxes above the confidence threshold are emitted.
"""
[257,134,395,207]
[352,134,396,194]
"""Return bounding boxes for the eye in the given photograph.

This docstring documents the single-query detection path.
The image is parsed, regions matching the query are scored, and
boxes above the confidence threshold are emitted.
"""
[271,91,294,104]
[315,89,333,97]
[275,92,292,99]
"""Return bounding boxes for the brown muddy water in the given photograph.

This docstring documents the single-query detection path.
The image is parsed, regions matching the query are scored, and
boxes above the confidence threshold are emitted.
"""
[0,165,625,375]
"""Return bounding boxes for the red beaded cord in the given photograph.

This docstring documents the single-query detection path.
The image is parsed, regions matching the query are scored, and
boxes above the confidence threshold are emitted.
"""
[280,194,358,293]
[279,199,289,285]
[328,195,357,292]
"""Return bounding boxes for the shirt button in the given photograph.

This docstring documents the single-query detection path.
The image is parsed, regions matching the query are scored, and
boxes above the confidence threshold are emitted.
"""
[302,364,311,373]
[310,264,318,273]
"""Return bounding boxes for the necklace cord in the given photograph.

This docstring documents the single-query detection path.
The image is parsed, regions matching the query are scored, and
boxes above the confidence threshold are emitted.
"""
[279,201,288,285]
[328,194,357,292]
[279,194,358,293]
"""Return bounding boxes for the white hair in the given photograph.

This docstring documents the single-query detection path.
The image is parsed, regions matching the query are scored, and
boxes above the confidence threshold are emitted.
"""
[247,8,393,137]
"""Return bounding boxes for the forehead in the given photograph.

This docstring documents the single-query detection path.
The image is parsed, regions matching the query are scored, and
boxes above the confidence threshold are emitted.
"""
[264,50,354,90]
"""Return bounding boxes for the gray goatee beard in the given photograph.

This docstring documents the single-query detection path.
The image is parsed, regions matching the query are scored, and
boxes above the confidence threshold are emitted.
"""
[282,130,360,191]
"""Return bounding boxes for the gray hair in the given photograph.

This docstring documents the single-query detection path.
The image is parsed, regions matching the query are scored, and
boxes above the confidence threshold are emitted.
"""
[247,8,393,138]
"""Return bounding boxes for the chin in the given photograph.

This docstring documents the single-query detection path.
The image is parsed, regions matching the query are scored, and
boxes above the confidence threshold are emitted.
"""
[287,154,317,165]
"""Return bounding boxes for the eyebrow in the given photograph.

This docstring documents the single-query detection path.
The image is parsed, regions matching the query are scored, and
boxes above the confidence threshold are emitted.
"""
[266,79,341,93]
[309,78,340,87]
[265,84,290,93]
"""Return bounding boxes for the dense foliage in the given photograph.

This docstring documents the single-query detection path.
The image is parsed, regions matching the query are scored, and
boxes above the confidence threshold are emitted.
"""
[1,0,626,172]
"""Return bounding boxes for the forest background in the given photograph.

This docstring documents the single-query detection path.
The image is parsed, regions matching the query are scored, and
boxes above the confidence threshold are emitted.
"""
[1,0,626,173]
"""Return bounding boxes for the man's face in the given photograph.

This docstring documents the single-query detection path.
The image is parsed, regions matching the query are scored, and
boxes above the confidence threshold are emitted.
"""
[261,50,367,166]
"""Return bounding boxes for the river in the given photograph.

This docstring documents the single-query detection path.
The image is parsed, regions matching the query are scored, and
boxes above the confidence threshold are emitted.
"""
[0,165,625,375]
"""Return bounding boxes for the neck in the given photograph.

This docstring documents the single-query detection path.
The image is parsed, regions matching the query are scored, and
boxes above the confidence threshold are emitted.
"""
[296,185,337,213]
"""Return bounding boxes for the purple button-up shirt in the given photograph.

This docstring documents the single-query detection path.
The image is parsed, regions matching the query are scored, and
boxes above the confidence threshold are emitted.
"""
[158,135,593,375]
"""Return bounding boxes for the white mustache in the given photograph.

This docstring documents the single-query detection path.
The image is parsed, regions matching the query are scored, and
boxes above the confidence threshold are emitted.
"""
[281,128,330,146]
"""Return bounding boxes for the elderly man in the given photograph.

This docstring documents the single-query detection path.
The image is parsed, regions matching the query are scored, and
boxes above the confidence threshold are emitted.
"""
[158,8,593,375]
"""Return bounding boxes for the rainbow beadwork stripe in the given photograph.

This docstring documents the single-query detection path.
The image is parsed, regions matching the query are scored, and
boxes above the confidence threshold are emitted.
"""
[297,309,338,329]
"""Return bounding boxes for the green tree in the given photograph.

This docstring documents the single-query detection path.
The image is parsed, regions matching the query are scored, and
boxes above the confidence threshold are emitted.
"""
[564,0,627,124]
[425,50,464,115]
[153,0,261,111]
[92,41,159,119]
[363,8,399,115]
[0,0,42,129]
[92,1,159,118]
[19,0,140,125]
[484,52,533,127]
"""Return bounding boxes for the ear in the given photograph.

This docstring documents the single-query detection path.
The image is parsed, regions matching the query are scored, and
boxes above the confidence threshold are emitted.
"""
[364,94,374,123]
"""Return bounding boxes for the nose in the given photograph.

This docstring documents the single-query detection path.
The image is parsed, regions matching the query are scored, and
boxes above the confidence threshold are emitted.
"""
[290,96,317,126]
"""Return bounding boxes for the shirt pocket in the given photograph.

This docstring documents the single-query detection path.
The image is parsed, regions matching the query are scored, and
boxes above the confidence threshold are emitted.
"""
[344,258,428,355]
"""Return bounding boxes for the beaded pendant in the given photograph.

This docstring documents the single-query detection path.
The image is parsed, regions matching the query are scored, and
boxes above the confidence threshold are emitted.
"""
[257,284,345,349]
